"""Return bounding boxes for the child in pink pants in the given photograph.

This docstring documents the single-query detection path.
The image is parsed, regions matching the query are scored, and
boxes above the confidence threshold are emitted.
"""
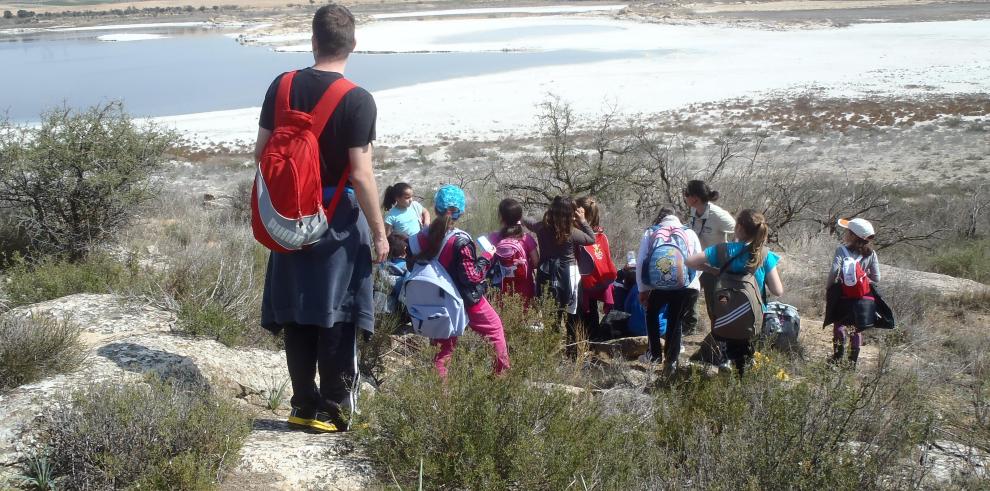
[411,185,510,377]
[433,297,510,377]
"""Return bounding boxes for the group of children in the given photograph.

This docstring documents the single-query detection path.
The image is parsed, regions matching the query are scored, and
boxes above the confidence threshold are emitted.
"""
[375,180,884,376]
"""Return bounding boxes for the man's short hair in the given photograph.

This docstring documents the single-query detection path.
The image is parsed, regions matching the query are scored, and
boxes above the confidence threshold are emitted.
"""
[312,3,356,59]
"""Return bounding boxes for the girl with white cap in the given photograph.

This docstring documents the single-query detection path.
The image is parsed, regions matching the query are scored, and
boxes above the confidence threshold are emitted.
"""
[826,217,881,366]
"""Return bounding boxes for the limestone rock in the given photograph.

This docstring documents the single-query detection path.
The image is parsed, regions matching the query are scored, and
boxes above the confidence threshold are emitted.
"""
[883,265,989,298]
[589,336,650,361]
[921,440,990,485]
[6,293,174,343]
[528,382,588,397]
[222,419,375,490]
[0,294,291,486]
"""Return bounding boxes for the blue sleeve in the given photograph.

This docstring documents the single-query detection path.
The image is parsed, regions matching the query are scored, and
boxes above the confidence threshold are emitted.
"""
[704,245,719,268]
[764,251,780,274]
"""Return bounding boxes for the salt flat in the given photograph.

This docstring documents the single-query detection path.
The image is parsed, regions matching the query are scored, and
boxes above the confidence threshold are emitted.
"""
[155,14,990,147]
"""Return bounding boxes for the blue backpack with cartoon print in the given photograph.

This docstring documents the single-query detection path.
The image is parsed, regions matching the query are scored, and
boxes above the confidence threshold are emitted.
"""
[641,225,695,290]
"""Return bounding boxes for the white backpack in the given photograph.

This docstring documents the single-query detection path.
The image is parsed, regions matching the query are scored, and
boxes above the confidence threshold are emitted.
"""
[402,230,469,340]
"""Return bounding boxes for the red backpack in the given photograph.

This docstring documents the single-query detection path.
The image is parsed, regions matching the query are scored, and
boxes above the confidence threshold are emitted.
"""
[839,246,872,299]
[251,71,356,253]
[579,232,618,289]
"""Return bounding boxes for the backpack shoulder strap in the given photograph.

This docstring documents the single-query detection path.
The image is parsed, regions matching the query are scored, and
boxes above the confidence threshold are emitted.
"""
[309,77,358,137]
[437,229,469,268]
[840,245,862,263]
[274,71,296,127]
[309,78,358,215]
[717,243,751,276]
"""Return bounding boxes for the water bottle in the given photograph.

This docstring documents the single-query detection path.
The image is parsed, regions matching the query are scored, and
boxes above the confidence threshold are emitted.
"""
[626,251,636,267]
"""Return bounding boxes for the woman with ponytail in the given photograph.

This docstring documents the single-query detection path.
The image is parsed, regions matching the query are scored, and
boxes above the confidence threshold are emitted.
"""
[383,182,430,236]
[682,180,735,336]
[686,209,784,375]
[408,185,509,377]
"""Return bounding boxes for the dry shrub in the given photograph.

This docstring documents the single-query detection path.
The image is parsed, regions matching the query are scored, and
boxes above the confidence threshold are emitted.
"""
[44,377,251,490]
[363,306,934,489]
[0,315,85,392]
[0,103,173,261]
[127,193,271,348]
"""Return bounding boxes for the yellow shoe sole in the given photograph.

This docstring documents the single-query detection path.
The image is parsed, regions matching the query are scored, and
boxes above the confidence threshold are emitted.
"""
[287,415,340,433]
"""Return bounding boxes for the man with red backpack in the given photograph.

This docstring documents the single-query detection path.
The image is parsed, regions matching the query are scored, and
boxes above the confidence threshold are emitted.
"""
[254,3,387,433]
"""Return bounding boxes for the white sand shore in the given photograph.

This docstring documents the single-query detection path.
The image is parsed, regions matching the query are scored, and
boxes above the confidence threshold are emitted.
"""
[369,4,627,20]
[54,22,206,32]
[97,33,167,42]
[156,16,990,147]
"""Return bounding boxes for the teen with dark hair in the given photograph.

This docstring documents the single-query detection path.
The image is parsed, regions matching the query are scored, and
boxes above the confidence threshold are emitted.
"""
[687,209,784,376]
[383,182,430,236]
[575,196,615,341]
[636,205,702,375]
[255,3,385,433]
[523,196,596,356]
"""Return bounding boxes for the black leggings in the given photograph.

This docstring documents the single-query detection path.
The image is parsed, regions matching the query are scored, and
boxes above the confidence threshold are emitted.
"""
[715,335,754,376]
[283,323,358,411]
[646,289,699,364]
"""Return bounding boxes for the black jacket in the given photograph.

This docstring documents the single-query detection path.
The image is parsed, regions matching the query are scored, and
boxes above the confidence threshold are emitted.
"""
[823,283,895,330]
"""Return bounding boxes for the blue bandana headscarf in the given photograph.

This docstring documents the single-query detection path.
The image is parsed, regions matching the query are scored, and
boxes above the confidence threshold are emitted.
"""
[434,185,466,220]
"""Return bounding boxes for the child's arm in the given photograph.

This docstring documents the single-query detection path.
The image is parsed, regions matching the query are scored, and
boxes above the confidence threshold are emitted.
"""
[765,267,784,297]
[572,221,596,246]
[635,230,651,294]
[522,216,543,232]
[866,252,881,284]
[451,241,492,288]
[419,202,431,226]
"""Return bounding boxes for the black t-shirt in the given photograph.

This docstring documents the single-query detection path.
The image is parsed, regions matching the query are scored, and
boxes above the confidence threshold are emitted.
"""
[259,68,377,187]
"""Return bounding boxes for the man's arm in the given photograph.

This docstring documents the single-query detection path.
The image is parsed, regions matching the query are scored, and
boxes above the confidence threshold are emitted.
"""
[254,127,272,163]
[349,143,388,263]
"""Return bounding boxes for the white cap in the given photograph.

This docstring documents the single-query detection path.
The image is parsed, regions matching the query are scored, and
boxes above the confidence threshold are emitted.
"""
[837,218,875,239]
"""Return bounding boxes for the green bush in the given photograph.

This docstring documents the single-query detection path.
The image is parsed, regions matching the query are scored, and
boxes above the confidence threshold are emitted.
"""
[363,350,642,489]
[927,238,990,284]
[0,315,85,392]
[45,377,251,490]
[0,103,173,261]
[1,253,142,309]
[363,289,934,489]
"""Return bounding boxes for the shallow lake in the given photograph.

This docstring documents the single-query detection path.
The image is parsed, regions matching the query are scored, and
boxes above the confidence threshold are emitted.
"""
[0,25,655,121]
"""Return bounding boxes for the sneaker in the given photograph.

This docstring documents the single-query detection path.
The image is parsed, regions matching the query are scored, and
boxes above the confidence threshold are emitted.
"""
[287,407,318,430]
[287,406,345,433]
[661,361,678,378]
[717,361,732,374]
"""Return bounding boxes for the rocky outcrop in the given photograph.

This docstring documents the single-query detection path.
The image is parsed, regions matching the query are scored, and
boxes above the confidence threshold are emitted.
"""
[222,419,374,491]
[882,265,989,298]
[588,336,650,361]
[0,294,375,489]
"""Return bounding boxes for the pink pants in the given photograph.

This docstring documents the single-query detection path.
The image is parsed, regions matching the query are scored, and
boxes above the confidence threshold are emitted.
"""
[433,297,510,377]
